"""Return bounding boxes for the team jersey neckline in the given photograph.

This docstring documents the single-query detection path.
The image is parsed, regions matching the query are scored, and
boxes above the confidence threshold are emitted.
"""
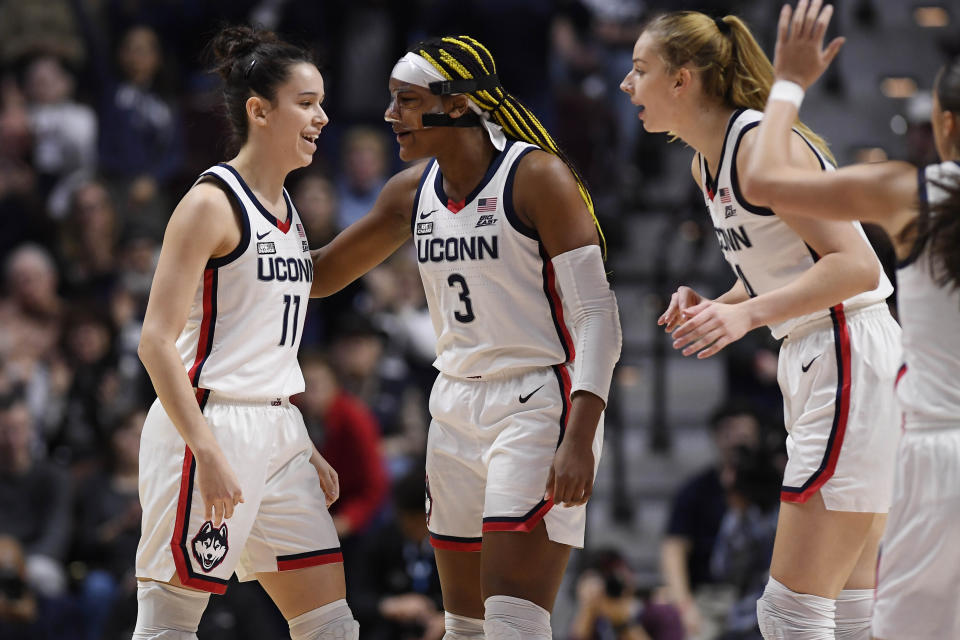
[433,140,515,213]
[217,162,294,233]
[702,108,746,200]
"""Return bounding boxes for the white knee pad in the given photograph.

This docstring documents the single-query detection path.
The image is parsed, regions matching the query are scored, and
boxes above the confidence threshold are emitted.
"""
[834,589,873,640]
[483,595,551,640]
[132,581,210,639]
[444,611,485,639]
[756,577,836,640]
[288,598,359,640]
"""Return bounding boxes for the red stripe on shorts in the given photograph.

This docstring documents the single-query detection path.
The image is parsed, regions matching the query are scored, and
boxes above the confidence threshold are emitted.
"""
[276,548,343,571]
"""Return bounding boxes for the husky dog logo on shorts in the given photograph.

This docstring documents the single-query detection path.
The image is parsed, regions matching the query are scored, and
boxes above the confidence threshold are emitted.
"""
[191,521,229,572]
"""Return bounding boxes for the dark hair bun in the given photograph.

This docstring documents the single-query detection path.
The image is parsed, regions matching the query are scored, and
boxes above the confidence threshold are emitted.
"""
[210,25,279,79]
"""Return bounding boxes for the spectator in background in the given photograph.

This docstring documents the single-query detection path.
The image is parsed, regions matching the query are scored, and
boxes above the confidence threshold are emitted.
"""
[298,352,389,558]
[570,548,684,640]
[50,304,121,469]
[73,407,144,640]
[329,312,426,473]
[0,396,72,600]
[660,402,762,640]
[96,24,183,235]
[59,180,121,302]
[336,126,390,229]
[0,535,54,640]
[352,468,444,640]
[22,55,98,218]
[293,172,340,248]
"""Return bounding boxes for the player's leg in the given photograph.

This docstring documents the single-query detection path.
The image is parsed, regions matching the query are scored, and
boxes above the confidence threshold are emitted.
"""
[133,575,211,640]
[256,564,357,640]
[757,492,877,640]
[481,523,572,639]
[435,549,486,638]
[832,513,885,640]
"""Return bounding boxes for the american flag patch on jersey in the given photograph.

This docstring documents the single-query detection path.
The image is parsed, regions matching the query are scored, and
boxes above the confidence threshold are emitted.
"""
[719,188,732,204]
[477,197,497,212]
[296,223,306,238]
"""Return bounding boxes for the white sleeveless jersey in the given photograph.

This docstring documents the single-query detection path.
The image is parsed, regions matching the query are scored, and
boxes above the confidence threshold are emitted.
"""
[699,109,893,338]
[413,141,573,378]
[896,161,960,426]
[175,163,312,399]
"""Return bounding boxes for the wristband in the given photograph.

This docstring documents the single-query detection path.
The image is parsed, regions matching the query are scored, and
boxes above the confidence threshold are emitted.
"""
[768,79,805,110]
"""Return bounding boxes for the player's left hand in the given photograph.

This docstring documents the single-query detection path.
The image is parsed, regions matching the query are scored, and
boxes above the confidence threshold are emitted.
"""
[671,300,753,358]
[310,450,340,507]
[773,0,845,89]
[546,439,594,508]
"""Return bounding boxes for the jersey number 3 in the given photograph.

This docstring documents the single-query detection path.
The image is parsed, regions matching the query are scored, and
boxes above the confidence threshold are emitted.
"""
[447,273,475,323]
[279,294,301,346]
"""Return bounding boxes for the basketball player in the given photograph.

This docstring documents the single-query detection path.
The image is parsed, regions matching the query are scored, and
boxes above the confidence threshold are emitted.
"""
[745,4,960,638]
[134,26,358,640]
[308,36,621,639]
[620,6,900,639]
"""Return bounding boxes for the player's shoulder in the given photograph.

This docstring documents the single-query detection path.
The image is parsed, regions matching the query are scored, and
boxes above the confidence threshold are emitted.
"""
[513,147,577,191]
[167,178,239,237]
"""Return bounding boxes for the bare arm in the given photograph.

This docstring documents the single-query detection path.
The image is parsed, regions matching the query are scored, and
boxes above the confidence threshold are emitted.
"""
[138,182,244,524]
[515,151,613,507]
[309,163,423,297]
[742,0,918,252]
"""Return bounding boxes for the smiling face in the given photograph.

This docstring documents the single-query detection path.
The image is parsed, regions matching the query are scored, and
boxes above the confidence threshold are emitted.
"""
[384,78,451,162]
[620,32,683,134]
[258,62,328,168]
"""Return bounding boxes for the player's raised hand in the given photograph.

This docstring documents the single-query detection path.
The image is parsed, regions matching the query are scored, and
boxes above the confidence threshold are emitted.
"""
[658,286,706,333]
[774,0,845,89]
[194,447,245,526]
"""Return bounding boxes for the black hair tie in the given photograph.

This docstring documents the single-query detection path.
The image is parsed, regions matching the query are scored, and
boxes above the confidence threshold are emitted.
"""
[714,16,731,35]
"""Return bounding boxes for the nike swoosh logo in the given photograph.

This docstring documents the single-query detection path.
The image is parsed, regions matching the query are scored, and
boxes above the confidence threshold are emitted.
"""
[256,230,271,240]
[801,354,821,373]
[519,385,544,404]
[419,208,438,220]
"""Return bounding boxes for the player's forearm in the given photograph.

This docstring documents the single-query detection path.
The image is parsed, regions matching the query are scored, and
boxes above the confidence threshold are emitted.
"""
[564,391,606,447]
[715,279,750,305]
[741,252,880,330]
[138,333,219,457]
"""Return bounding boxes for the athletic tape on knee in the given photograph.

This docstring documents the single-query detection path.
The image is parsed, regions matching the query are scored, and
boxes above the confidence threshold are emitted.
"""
[133,581,210,637]
[483,595,551,640]
[444,611,485,639]
[288,598,359,640]
[834,589,873,640]
[756,577,836,640]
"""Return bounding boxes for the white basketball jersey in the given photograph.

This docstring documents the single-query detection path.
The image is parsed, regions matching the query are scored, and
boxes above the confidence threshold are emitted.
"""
[175,164,312,398]
[413,141,573,378]
[896,161,960,426]
[699,109,893,338]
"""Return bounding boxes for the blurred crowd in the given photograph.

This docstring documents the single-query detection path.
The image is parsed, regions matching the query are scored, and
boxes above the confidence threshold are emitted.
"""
[0,0,862,639]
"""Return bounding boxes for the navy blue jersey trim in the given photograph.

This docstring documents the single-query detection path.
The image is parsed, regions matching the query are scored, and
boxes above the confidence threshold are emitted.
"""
[896,166,929,269]
[503,145,539,240]
[552,364,569,447]
[189,270,219,386]
[781,307,846,495]
[703,108,746,198]
[177,454,230,587]
[482,499,550,524]
[729,121,776,216]
[411,160,436,236]
[199,172,251,269]
[217,163,293,232]
[428,532,483,544]
[433,140,515,209]
[539,245,572,363]
[276,548,342,562]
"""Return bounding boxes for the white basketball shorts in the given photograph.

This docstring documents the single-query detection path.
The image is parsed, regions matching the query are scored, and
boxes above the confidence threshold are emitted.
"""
[873,422,960,640]
[425,365,603,551]
[777,303,901,512]
[135,391,341,594]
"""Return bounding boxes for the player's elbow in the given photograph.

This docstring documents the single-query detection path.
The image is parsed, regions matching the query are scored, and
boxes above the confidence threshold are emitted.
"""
[137,328,166,369]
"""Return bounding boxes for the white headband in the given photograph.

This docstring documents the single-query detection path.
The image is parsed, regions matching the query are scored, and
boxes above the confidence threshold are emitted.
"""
[389,52,506,151]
